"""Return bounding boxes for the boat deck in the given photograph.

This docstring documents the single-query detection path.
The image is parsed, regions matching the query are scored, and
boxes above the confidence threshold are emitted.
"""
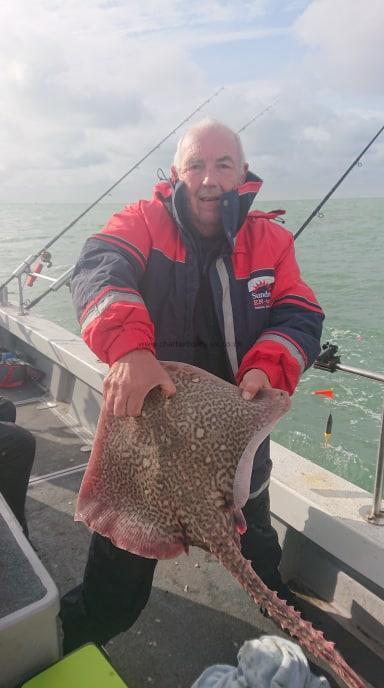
[4,382,383,688]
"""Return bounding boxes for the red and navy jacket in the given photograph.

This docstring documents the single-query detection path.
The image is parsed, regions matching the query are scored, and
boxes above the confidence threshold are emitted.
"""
[71,173,323,495]
[72,173,323,391]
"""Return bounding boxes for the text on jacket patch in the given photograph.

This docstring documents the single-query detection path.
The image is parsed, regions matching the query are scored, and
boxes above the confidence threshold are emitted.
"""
[247,275,274,310]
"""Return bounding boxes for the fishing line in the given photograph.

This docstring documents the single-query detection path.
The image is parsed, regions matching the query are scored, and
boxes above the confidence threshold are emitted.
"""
[236,98,279,134]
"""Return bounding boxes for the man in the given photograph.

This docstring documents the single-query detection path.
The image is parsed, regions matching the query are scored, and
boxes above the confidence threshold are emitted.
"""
[61,118,323,653]
[0,396,36,536]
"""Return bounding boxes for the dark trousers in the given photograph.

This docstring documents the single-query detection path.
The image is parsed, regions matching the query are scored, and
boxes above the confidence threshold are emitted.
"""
[0,398,36,535]
[60,488,284,653]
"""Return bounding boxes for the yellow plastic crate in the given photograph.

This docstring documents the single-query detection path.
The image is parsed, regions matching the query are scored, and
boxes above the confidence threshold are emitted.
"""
[21,643,129,688]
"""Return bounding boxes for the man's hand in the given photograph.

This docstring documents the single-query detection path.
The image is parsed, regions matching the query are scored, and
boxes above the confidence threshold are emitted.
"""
[103,349,176,417]
[239,369,271,400]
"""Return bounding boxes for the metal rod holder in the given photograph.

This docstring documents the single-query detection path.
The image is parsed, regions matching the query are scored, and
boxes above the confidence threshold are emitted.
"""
[26,273,56,284]
[336,363,384,384]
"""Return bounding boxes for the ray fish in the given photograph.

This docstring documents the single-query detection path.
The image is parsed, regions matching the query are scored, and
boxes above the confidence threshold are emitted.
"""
[75,362,365,688]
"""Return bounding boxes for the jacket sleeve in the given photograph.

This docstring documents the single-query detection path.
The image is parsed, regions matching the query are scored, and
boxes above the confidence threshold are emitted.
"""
[71,204,155,365]
[236,232,324,395]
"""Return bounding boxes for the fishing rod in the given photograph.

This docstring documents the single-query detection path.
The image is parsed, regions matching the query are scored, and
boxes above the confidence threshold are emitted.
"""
[18,96,279,312]
[237,98,279,134]
[0,87,224,294]
[294,124,384,240]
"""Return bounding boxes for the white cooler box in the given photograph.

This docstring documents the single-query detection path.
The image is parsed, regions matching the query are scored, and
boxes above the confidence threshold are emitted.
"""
[0,495,60,688]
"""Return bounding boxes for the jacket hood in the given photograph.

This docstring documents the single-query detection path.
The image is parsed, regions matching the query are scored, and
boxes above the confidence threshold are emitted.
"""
[154,171,263,249]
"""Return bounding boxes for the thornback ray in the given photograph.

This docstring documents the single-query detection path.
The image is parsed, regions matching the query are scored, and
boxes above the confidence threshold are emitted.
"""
[75,361,365,688]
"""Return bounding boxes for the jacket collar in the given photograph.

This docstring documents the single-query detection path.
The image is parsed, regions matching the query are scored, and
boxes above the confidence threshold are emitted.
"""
[154,172,263,250]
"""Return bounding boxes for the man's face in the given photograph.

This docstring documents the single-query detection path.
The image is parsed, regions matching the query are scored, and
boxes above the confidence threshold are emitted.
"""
[172,127,248,237]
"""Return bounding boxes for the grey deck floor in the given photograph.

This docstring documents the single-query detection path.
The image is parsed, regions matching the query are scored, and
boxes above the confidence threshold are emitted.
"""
[3,385,383,688]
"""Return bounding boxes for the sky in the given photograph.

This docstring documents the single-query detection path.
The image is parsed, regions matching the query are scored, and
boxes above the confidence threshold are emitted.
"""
[1,0,383,203]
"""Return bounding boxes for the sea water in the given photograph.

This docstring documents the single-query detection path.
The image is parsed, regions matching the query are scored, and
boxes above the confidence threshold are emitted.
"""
[0,198,383,493]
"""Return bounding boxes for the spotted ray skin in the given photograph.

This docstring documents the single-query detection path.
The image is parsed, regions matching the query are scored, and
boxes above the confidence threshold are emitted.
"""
[75,362,365,688]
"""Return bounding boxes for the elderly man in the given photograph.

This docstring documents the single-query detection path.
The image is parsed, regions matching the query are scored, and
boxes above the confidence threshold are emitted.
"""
[61,119,323,652]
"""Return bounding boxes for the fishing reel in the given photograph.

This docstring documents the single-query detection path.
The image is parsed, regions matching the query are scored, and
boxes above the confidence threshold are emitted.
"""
[314,342,341,373]
[40,250,52,268]
[26,250,52,288]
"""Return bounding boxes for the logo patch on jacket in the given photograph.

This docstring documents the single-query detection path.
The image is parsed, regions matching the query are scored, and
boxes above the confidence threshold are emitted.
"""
[247,274,274,309]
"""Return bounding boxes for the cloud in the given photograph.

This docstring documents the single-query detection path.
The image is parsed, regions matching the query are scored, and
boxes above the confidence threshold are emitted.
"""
[0,0,383,202]
[294,0,384,96]
[301,126,331,143]
[0,1,209,198]
[239,87,384,199]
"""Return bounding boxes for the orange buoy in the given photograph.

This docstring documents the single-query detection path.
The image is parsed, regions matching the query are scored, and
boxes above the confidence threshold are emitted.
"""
[312,389,334,398]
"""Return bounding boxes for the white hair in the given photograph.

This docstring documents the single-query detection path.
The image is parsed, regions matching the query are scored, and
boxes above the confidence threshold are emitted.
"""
[173,117,246,171]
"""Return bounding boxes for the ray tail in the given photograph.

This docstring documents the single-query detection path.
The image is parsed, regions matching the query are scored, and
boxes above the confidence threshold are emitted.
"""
[208,538,366,688]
